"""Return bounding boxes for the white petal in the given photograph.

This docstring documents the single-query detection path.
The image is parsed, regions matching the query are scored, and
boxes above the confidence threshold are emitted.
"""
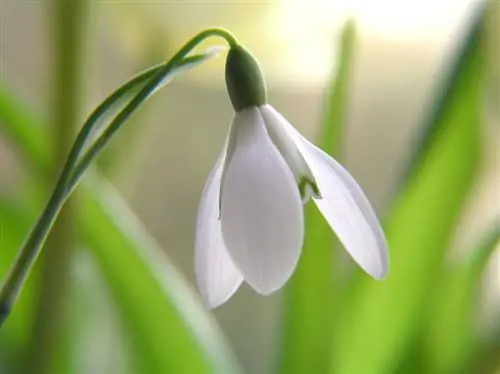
[259,107,314,184]
[220,108,304,294]
[195,143,243,308]
[260,105,389,279]
[304,146,389,278]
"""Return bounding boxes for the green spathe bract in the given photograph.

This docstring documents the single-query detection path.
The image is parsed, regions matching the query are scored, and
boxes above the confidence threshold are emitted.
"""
[225,45,267,111]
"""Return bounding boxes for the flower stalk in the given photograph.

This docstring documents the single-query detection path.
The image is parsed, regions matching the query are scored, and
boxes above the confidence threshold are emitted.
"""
[0,27,238,329]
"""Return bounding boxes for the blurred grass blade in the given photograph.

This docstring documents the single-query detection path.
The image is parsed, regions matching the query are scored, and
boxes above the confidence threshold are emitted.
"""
[423,223,500,374]
[0,201,40,373]
[321,20,355,156]
[280,20,355,374]
[83,177,241,374]
[332,5,486,374]
[0,88,51,186]
[68,249,140,374]
[402,2,486,185]
[0,85,51,170]
[472,319,500,373]
[0,73,240,374]
[0,201,101,374]
[1,188,241,373]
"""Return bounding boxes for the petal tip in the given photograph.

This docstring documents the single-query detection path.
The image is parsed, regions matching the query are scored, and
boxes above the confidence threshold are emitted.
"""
[367,254,390,281]
[205,295,226,309]
[372,267,389,281]
[249,280,285,296]
[197,285,234,310]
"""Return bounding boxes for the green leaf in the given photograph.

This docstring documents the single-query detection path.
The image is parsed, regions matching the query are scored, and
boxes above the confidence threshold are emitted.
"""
[0,60,241,373]
[471,318,500,373]
[0,85,51,172]
[423,223,500,374]
[1,180,241,373]
[280,20,355,374]
[401,3,485,186]
[332,5,486,374]
[321,20,355,156]
[82,176,241,374]
[70,251,140,374]
[0,200,40,373]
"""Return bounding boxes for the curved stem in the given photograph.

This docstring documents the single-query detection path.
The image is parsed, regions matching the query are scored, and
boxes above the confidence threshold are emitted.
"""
[65,28,238,192]
[64,28,238,198]
[67,53,210,191]
[0,27,239,329]
[0,183,66,324]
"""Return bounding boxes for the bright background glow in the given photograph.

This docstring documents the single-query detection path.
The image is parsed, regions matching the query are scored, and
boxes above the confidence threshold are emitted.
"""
[270,0,478,81]
[102,0,480,83]
[102,0,479,84]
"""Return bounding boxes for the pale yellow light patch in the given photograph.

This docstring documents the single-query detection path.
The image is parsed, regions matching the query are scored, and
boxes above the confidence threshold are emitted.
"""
[101,0,477,83]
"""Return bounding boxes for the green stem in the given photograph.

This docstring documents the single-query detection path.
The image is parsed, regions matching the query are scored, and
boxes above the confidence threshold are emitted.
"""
[68,29,238,190]
[0,184,66,321]
[0,27,238,329]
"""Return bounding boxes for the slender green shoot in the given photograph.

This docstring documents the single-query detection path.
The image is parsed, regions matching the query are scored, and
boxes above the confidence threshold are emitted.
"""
[0,28,239,328]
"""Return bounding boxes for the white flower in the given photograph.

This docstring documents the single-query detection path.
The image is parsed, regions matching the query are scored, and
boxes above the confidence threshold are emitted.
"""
[195,104,390,308]
[194,44,389,307]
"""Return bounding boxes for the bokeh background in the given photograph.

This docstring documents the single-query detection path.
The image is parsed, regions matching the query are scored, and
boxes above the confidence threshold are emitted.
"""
[0,1,499,373]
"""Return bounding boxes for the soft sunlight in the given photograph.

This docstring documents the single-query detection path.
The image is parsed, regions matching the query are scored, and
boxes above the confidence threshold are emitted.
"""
[269,0,477,82]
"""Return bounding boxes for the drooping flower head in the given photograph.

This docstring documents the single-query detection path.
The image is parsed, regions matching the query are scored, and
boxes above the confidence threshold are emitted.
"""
[195,44,389,308]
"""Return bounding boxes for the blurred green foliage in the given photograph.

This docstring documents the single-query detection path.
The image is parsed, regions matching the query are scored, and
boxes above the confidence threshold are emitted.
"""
[0,27,241,374]
[0,2,499,374]
[333,6,486,374]
[0,63,241,374]
[280,20,355,374]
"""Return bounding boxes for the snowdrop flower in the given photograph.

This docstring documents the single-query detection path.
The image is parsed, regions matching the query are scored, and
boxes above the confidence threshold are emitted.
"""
[195,45,389,308]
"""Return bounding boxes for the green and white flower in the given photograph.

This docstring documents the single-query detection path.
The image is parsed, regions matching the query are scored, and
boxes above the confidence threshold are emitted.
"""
[195,46,389,308]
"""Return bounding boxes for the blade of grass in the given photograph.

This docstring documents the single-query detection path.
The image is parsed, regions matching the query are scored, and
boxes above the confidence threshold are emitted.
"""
[332,5,486,374]
[1,178,242,373]
[472,321,500,373]
[401,2,486,186]
[0,85,51,169]
[280,20,355,374]
[84,176,241,373]
[423,223,500,374]
[0,200,40,373]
